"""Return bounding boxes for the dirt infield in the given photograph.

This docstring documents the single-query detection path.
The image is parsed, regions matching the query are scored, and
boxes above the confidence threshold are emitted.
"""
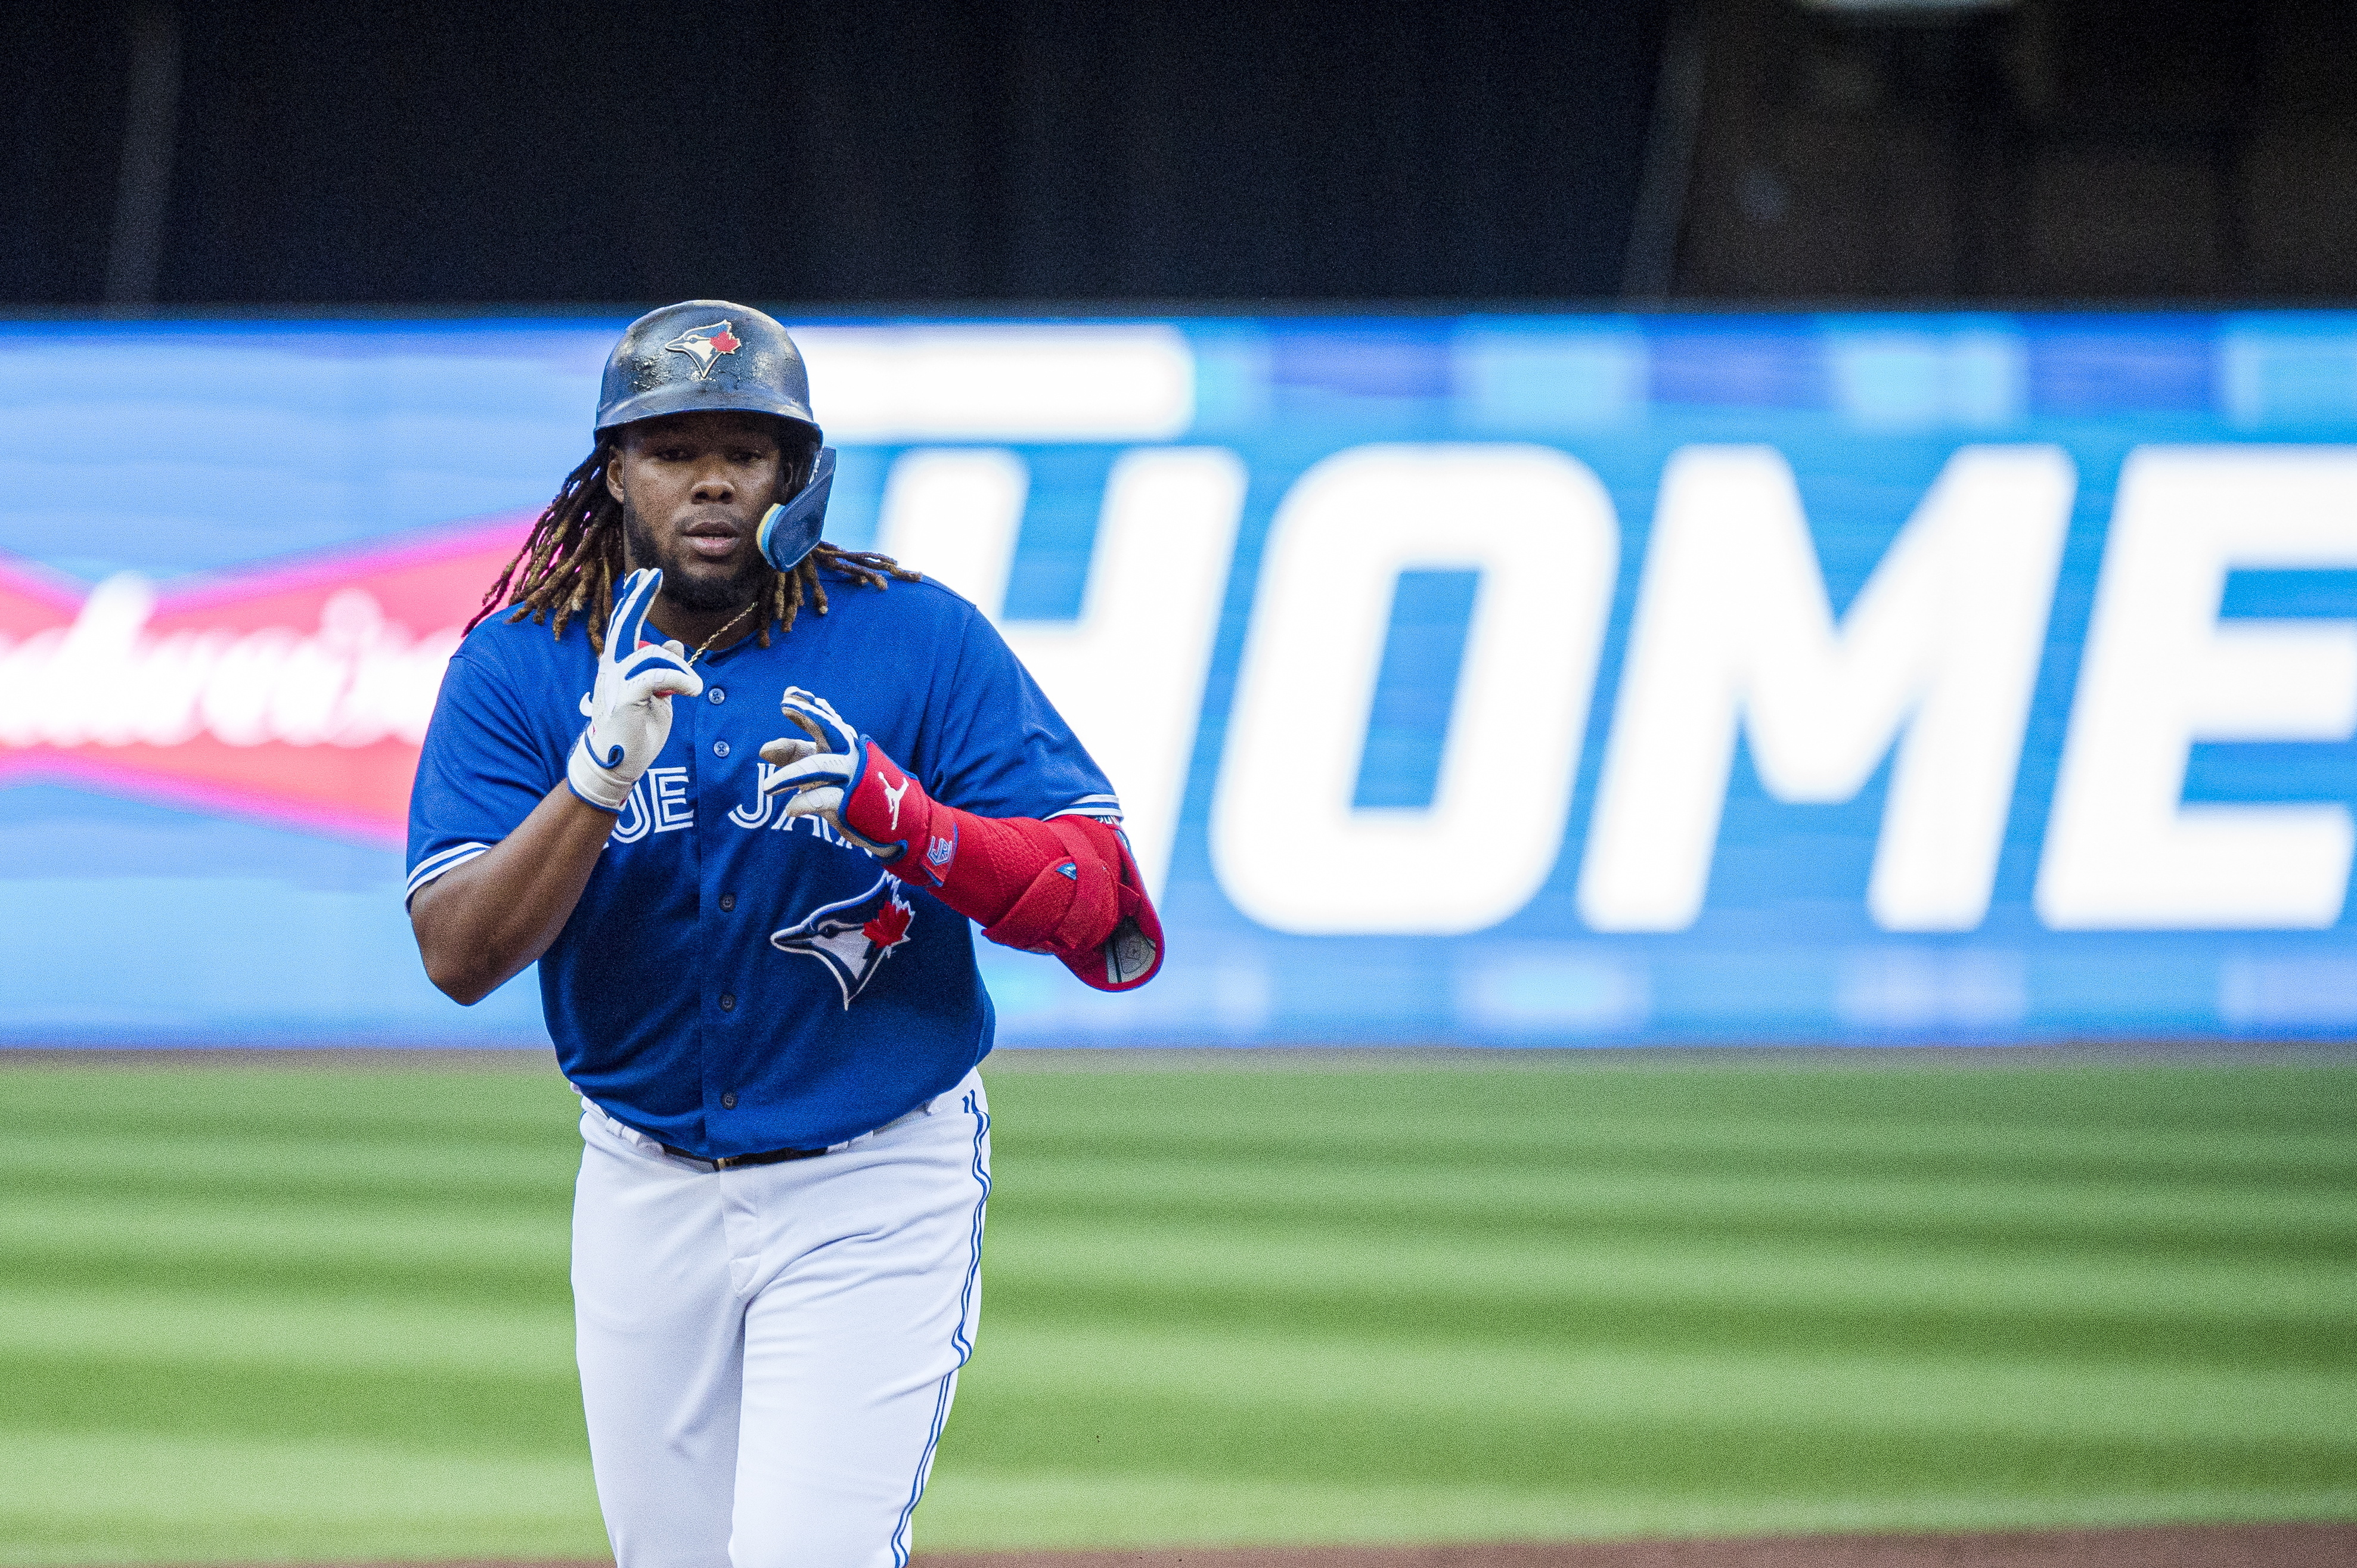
[913,1526,2357,1568]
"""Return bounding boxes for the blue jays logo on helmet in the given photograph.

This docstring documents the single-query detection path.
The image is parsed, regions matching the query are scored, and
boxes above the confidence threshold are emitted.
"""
[662,321,742,380]
[595,300,819,437]
[769,874,915,1008]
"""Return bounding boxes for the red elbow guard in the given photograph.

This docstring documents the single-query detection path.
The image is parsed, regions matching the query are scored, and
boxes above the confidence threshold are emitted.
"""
[978,816,1163,992]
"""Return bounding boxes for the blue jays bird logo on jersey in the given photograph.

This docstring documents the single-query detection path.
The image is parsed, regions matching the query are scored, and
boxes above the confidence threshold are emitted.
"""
[662,321,742,378]
[769,874,915,1007]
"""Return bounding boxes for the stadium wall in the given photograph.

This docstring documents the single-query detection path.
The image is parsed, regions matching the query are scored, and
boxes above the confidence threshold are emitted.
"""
[2,311,2353,1047]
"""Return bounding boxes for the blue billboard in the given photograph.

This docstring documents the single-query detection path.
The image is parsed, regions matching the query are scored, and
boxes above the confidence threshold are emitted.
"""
[2,312,2353,1045]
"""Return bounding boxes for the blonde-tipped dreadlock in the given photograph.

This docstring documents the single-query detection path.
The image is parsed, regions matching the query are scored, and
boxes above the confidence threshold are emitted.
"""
[467,446,920,653]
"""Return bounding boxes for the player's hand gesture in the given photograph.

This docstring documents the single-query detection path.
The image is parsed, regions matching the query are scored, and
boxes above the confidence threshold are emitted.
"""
[566,569,705,812]
[759,688,899,857]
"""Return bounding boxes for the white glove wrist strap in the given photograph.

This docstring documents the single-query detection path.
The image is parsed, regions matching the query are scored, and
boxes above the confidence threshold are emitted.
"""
[567,728,634,813]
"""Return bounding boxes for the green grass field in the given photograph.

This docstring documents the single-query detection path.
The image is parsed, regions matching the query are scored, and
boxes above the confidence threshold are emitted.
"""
[1,1052,2352,1565]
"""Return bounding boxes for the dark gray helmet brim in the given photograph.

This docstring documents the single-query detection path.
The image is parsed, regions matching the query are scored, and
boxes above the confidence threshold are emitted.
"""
[594,383,821,440]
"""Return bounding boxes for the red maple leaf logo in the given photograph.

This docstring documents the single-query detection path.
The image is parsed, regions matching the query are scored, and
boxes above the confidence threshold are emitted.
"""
[863,896,912,950]
[708,328,740,354]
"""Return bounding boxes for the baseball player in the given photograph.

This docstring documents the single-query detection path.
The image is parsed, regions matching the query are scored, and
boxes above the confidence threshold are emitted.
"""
[405,301,1162,1568]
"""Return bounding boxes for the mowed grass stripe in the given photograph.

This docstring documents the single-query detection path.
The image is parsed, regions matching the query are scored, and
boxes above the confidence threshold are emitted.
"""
[998,1165,2357,1264]
[0,1196,569,1296]
[0,1286,571,1373]
[960,1321,2357,1448]
[0,1057,2351,1564]
[995,1063,2357,1148]
[0,1193,570,1301]
[1005,1118,2357,1185]
[915,1471,2357,1552]
[0,1431,607,1567]
[978,1236,2356,1370]
[0,1062,581,1131]
[6,1354,586,1455]
[944,1391,2353,1502]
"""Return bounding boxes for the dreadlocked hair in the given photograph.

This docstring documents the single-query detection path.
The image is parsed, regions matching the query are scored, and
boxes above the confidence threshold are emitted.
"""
[467,445,921,653]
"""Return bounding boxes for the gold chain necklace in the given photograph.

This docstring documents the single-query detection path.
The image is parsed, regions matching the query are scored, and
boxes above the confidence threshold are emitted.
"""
[686,598,758,665]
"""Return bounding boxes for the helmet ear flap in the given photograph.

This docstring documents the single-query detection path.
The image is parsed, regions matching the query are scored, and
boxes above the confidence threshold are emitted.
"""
[757,447,838,573]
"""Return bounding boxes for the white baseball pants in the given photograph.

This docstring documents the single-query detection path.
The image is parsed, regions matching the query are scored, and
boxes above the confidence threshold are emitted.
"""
[570,1069,991,1568]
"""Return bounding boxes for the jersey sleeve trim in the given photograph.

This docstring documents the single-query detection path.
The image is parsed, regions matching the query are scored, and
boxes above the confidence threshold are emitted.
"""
[405,841,492,901]
[1050,794,1123,821]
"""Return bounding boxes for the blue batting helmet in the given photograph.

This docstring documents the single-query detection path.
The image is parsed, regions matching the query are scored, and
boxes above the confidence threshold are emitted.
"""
[597,300,836,572]
[594,300,821,442]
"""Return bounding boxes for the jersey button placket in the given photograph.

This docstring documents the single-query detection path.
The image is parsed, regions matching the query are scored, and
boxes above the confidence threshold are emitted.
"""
[687,670,735,1150]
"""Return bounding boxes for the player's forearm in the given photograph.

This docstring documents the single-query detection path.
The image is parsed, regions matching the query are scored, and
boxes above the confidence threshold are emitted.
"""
[914,806,1162,990]
[408,782,615,1004]
[890,806,1071,925]
[762,690,1163,991]
[841,760,1160,989]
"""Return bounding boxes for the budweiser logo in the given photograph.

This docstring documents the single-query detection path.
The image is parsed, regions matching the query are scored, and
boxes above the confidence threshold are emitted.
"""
[0,520,530,842]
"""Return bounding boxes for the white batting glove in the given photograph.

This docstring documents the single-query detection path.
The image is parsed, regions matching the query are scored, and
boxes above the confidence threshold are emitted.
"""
[566,568,704,812]
[759,688,895,856]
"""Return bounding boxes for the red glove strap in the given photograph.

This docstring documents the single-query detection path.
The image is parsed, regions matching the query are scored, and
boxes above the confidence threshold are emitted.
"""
[838,741,951,869]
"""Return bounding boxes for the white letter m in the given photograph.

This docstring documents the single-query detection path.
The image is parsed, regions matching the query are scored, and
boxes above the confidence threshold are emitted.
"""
[1577,445,2075,932]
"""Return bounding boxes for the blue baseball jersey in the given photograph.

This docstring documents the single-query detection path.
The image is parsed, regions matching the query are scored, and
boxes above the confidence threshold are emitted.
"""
[406,575,1119,1155]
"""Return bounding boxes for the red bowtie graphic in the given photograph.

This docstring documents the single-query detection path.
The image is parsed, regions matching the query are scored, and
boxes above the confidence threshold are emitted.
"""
[0,518,531,843]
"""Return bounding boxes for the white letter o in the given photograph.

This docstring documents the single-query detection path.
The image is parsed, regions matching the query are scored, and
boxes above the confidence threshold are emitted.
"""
[1211,444,1618,934]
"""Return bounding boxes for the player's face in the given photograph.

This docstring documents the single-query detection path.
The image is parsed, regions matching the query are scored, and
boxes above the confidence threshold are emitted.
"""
[606,412,785,613]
